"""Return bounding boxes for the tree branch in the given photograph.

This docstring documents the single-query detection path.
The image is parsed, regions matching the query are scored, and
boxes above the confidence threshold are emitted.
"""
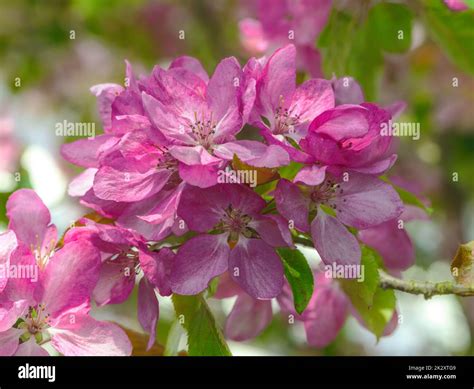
[293,234,474,298]
[378,270,474,299]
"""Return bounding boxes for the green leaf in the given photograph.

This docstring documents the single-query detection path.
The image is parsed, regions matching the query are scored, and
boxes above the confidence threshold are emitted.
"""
[340,246,380,306]
[393,184,433,215]
[277,248,314,314]
[421,1,474,74]
[164,320,185,356]
[278,162,303,181]
[318,4,412,99]
[368,3,413,53]
[172,294,232,356]
[340,247,396,339]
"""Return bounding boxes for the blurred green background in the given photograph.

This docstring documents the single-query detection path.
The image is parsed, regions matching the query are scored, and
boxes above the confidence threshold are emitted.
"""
[0,0,473,356]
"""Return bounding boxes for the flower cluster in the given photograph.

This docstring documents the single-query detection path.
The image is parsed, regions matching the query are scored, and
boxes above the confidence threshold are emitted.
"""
[1,43,412,354]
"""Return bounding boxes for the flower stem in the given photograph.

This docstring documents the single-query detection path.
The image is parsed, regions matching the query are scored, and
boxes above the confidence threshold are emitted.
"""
[378,270,474,299]
[292,234,474,298]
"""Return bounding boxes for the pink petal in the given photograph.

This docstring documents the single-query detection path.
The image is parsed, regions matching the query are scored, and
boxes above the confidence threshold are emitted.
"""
[50,313,132,356]
[332,173,403,229]
[178,162,219,188]
[332,77,364,105]
[138,278,159,350]
[225,293,273,341]
[93,166,171,202]
[170,234,230,295]
[214,141,290,167]
[61,135,118,168]
[0,231,17,293]
[0,328,22,356]
[90,83,124,132]
[137,278,159,350]
[36,240,101,319]
[14,337,49,356]
[294,165,327,186]
[290,78,335,132]
[309,105,369,141]
[359,220,415,271]
[255,45,296,120]
[1,246,38,302]
[0,299,28,332]
[250,215,293,248]
[169,56,209,82]
[7,189,55,252]
[169,145,221,166]
[229,238,284,299]
[303,275,349,348]
[274,179,310,232]
[139,248,174,296]
[177,185,232,233]
[311,211,361,266]
[92,258,135,306]
[206,57,242,129]
[68,168,97,197]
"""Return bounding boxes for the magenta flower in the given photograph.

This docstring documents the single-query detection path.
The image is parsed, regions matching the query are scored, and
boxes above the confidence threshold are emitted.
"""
[214,272,273,341]
[249,45,335,162]
[278,272,398,348]
[142,56,289,188]
[0,190,131,356]
[275,172,403,266]
[300,103,398,175]
[64,219,174,349]
[239,0,332,77]
[170,184,292,299]
[359,178,430,272]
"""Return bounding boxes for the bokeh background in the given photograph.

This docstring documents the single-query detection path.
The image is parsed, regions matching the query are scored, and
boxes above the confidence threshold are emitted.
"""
[0,0,473,356]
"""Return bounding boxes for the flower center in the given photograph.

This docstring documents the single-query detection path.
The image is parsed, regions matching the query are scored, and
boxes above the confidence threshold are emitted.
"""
[30,236,55,270]
[110,248,140,276]
[156,145,178,172]
[19,304,51,337]
[190,112,216,149]
[308,179,345,213]
[274,97,300,135]
[214,205,255,246]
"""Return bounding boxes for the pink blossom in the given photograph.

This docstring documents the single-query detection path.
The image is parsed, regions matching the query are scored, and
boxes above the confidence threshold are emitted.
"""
[239,0,332,77]
[300,103,398,175]
[278,272,398,348]
[214,272,273,341]
[249,44,335,162]
[170,184,293,299]
[0,190,131,356]
[64,219,174,350]
[275,172,403,266]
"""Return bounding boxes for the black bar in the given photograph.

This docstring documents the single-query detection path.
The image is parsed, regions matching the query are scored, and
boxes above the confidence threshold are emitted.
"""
[0,356,472,388]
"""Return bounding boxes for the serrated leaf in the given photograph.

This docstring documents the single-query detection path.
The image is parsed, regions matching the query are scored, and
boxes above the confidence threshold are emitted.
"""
[172,294,231,356]
[451,241,474,286]
[277,248,314,314]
